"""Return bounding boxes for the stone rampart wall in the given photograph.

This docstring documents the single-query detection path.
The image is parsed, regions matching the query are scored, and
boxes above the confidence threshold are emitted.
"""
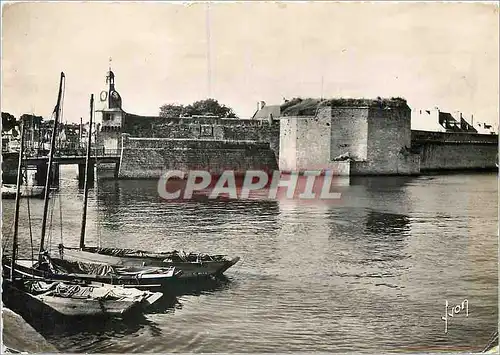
[118,137,278,179]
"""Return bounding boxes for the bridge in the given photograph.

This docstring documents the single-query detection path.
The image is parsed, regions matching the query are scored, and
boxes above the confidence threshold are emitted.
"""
[2,148,121,184]
[11,148,121,164]
[23,154,120,165]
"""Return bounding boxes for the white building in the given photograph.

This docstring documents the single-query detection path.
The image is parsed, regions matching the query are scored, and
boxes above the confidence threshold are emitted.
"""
[411,107,497,135]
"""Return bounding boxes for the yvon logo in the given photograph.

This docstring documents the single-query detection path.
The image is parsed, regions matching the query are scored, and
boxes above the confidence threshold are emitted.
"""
[157,170,343,202]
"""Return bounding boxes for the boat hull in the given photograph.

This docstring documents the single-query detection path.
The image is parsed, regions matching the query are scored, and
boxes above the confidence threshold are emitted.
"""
[2,258,180,291]
[2,280,150,317]
[36,293,137,316]
[59,248,240,279]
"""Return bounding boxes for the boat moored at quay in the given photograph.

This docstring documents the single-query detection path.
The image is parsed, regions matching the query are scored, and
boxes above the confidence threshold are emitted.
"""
[57,246,240,279]
[3,73,238,313]
[2,75,165,319]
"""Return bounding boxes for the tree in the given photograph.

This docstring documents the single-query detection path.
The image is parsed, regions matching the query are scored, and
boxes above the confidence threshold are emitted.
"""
[159,104,185,118]
[159,99,237,118]
[2,112,17,132]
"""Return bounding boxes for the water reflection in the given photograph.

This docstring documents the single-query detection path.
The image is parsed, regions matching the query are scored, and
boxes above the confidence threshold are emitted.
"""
[166,275,234,299]
[365,210,410,237]
[2,168,497,353]
[350,175,416,189]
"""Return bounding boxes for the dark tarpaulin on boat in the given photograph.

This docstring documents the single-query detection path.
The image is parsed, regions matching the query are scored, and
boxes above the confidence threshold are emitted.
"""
[49,257,115,276]
[27,281,92,298]
[45,256,174,277]
[25,280,144,300]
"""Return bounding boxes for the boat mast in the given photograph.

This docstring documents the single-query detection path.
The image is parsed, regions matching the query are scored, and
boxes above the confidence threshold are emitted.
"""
[39,72,65,259]
[79,94,94,249]
[10,120,26,281]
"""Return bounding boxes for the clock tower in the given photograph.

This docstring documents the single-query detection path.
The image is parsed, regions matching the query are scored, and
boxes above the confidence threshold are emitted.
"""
[95,65,124,153]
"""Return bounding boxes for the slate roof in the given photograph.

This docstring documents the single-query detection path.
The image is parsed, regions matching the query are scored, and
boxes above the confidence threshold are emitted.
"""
[252,105,281,119]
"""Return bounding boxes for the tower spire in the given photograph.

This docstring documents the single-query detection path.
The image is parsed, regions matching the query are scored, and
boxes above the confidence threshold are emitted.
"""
[106,57,115,90]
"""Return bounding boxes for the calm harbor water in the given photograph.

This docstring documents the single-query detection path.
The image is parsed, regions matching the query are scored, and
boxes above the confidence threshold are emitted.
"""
[2,167,498,353]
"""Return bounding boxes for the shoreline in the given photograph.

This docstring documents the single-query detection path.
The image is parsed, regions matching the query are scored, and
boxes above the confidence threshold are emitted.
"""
[2,305,57,353]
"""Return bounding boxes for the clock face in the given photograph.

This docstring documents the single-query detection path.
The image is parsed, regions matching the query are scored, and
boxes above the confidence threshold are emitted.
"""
[111,91,119,100]
[100,91,108,102]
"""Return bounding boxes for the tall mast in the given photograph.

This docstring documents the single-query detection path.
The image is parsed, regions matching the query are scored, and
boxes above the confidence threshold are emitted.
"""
[39,72,65,259]
[10,120,25,280]
[79,94,93,249]
[79,117,83,148]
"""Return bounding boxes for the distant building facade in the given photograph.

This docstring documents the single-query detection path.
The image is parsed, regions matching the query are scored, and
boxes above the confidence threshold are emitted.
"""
[411,107,497,134]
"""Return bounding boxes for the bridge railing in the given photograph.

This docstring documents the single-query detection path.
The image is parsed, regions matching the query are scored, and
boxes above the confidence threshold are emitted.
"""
[90,148,121,156]
[23,147,121,158]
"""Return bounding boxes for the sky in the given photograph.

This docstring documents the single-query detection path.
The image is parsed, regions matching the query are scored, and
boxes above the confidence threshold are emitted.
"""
[2,2,499,125]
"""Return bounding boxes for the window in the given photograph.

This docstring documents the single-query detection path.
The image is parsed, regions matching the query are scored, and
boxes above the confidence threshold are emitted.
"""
[200,125,213,137]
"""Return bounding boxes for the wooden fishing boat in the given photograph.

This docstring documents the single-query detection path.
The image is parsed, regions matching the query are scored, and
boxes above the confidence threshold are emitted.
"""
[1,81,163,318]
[3,255,182,290]
[58,246,240,279]
[4,278,163,317]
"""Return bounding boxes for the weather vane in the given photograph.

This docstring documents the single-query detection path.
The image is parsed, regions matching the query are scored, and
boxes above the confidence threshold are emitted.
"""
[108,56,112,71]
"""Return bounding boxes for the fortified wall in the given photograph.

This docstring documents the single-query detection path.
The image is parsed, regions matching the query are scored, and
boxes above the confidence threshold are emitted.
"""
[279,99,420,175]
[121,113,280,161]
[95,70,280,177]
[118,136,277,178]
[113,114,280,178]
[279,107,351,175]
[347,104,420,175]
[95,70,497,178]
[411,130,498,171]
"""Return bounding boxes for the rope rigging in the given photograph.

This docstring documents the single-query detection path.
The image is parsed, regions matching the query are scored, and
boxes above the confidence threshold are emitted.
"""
[44,83,66,253]
[24,159,35,265]
[58,189,64,246]
[46,190,57,254]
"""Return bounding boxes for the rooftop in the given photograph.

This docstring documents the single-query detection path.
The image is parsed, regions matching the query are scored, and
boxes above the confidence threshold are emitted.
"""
[281,97,409,116]
[252,105,281,120]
